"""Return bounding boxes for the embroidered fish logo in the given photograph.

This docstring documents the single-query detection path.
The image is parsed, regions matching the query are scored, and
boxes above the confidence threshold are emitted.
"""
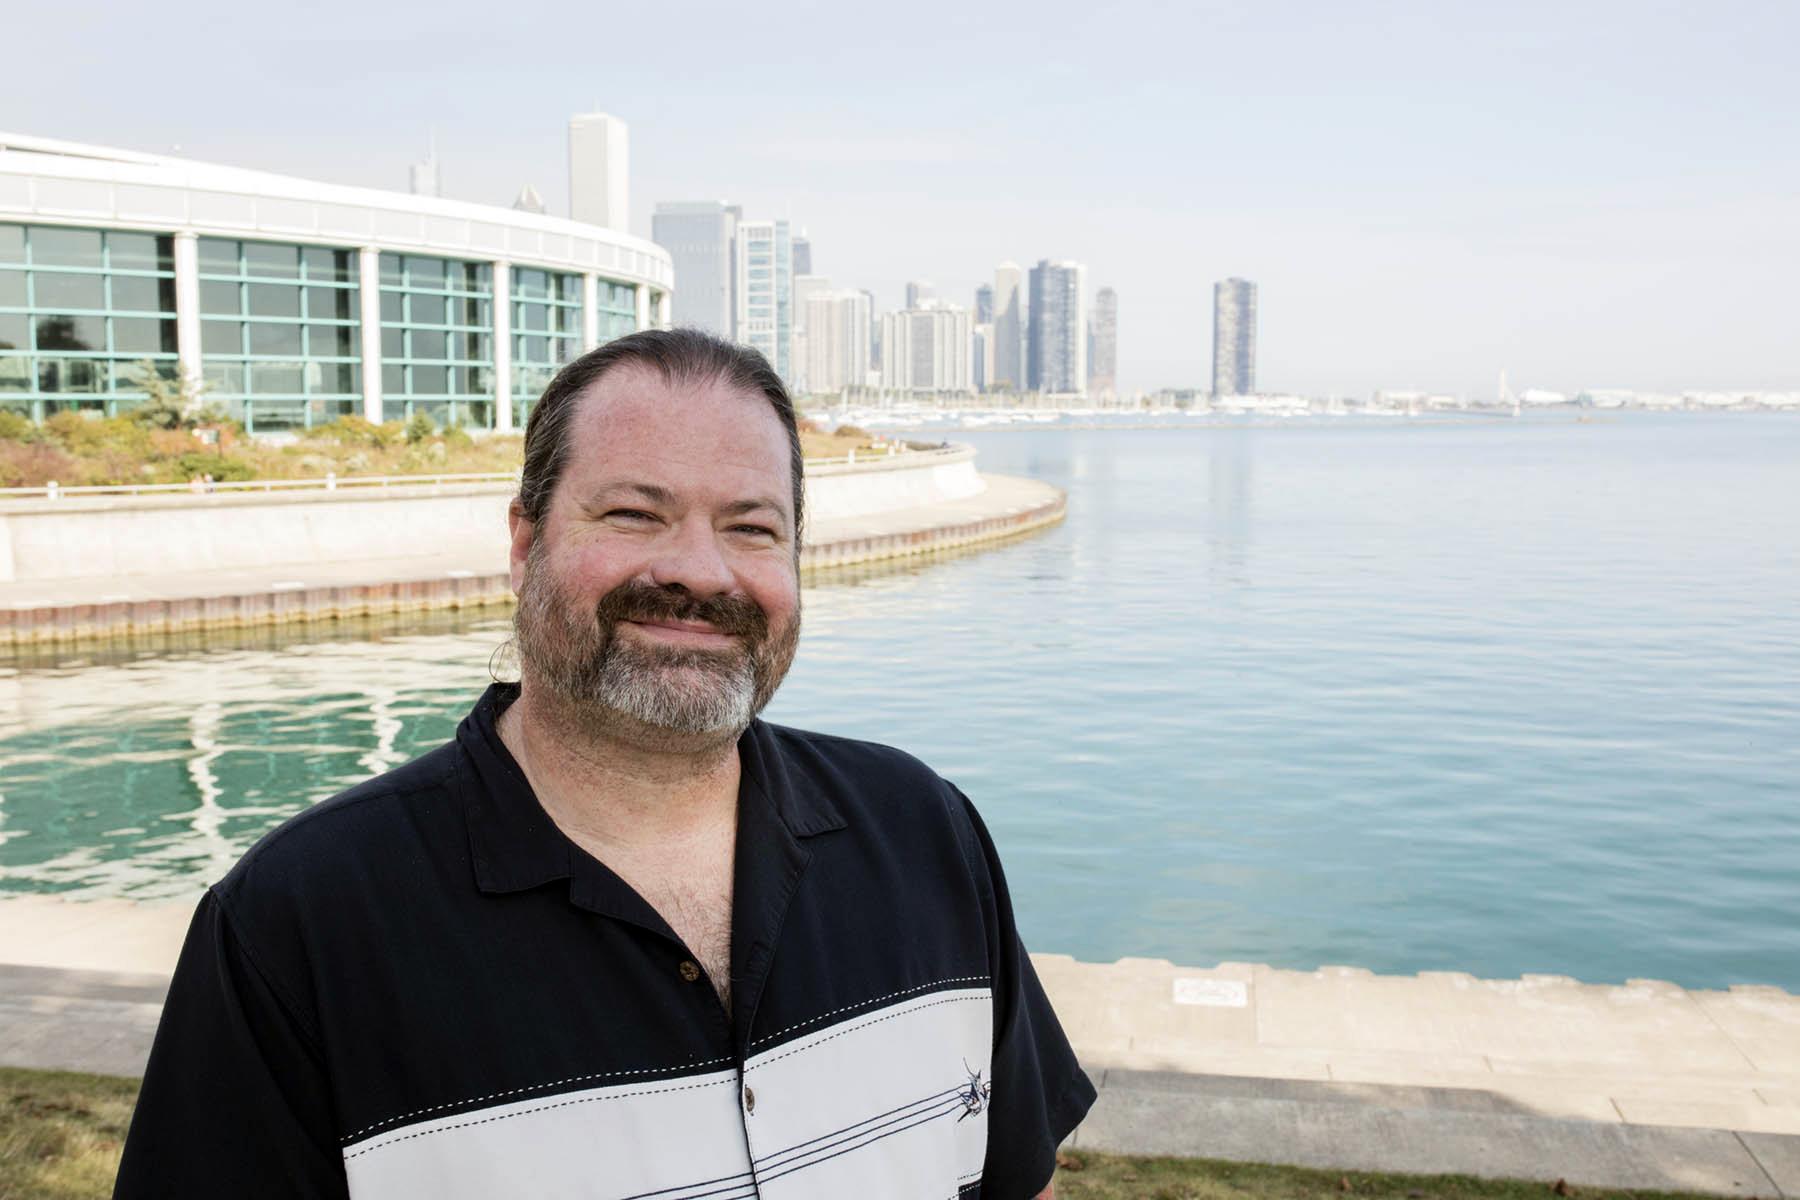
[957,1059,992,1121]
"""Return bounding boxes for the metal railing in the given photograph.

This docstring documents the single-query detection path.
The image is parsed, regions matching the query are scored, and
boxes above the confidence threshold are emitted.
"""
[0,471,522,501]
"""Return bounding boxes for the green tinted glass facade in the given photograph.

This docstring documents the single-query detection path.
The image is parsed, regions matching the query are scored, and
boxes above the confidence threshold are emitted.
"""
[379,253,495,429]
[0,223,178,418]
[511,268,583,428]
[197,238,361,432]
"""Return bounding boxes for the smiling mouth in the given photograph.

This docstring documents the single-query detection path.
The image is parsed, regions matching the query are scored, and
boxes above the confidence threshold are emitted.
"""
[618,618,740,645]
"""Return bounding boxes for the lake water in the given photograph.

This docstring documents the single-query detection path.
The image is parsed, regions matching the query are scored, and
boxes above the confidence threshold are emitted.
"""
[3,413,1797,991]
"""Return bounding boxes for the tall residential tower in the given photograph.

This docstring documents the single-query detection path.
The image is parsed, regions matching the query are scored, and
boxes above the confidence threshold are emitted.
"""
[652,201,739,337]
[1211,278,1257,396]
[568,112,629,231]
[991,262,1023,392]
[1027,259,1087,395]
[1088,286,1117,396]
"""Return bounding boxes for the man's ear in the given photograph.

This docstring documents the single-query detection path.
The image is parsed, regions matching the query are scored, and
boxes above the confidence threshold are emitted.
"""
[507,499,534,596]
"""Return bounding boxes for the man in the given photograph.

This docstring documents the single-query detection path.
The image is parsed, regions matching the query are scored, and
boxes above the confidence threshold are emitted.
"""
[116,329,1093,1198]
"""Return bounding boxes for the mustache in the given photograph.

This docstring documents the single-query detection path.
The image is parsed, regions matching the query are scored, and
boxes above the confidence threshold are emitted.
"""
[593,582,770,642]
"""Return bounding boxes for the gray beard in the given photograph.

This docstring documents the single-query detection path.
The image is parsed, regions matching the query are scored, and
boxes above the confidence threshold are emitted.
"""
[587,637,758,736]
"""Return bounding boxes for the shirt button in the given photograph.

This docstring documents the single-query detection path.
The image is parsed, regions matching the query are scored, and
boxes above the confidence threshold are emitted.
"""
[743,1085,756,1114]
[678,960,701,982]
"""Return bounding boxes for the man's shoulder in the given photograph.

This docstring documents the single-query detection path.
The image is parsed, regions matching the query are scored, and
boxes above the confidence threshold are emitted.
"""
[755,721,982,851]
[760,721,945,787]
[213,737,465,913]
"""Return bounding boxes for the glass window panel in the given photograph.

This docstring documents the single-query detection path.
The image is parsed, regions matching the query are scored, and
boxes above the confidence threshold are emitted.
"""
[0,270,23,307]
[380,291,402,323]
[248,323,303,355]
[198,238,240,274]
[517,304,545,332]
[202,321,242,355]
[515,269,547,299]
[0,359,30,390]
[37,358,105,393]
[302,247,351,282]
[200,279,239,314]
[244,242,299,279]
[110,274,166,313]
[411,364,448,393]
[307,286,354,321]
[0,313,28,350]
[0,225,23,263]
[382,363,404,393]
[409,329,447,360]
[407,257,446,288]
[202,362,245,392]
[36,314,103,351]
[409,293,447,325]
[463,298,491,327]
[108,232,172,272]
[464,263,490,292]
[558,306,580,333]
[470,366,492,394]
[247,283,301,319]
[112,317,178,354]
[556,275,579,302]
[446,366,466,394]
[308,325,354,357]
[319,362,358,394]
[34,272,106,310]
[31,227,104,268]
[250,362,306,394]
[556,338,578,364]
[381,326,403,359]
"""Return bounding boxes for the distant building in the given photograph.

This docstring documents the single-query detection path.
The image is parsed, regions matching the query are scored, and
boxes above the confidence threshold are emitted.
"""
[972,322,993,392]
[1027,259,1087,395]
[1211,277,1256,396]
[652,201,739,338]
[802,290,872,393]
[974,284,994,325]
[991,262,1024,391]
[791,234,812,277]
[511,184,547,215]
[1088,286,1117,396]
[408,138,440,199]
[569,112,629,231]
[735,218,791,381]
[880,302,972,393]
[905,280,934,308]
[864,289,881,373]
[789,274,832,393]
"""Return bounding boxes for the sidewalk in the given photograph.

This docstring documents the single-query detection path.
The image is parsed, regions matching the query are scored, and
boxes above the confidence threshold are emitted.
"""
[2,897,1795,1195]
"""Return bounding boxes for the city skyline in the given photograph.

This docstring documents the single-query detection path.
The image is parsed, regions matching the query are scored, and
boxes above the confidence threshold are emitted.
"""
[9,1,1796,397]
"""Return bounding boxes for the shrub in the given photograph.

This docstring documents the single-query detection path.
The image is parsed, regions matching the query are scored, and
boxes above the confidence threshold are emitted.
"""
[0,440,78,488]
[0,410,33,442]
[835,424,871,440]
[307,415,399,449]
[174,452,256,483]
[403,411,435,445]
[441,423,474,450]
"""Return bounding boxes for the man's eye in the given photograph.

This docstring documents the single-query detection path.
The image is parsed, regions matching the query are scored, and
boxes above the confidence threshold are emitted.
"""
[731,524,777,538]
[607,509,656,523]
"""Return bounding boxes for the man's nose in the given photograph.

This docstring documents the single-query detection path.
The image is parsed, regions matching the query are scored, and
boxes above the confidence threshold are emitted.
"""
[645,517,735,598]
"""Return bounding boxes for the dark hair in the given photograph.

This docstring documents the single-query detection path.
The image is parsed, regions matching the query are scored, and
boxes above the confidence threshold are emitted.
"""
[517,328,804,545]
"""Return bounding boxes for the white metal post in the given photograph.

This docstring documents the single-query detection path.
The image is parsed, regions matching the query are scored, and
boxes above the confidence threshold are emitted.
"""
[358,247,382,423]
[634,283,650,332]
[582,273,600,351]
[492,261,513,433]
[172,233,202,398]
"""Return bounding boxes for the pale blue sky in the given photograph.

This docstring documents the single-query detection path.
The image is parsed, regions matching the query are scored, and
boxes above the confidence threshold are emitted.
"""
[7,0,1796,395]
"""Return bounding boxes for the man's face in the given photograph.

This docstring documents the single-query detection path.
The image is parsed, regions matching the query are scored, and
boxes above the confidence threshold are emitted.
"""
[510,364,801,741]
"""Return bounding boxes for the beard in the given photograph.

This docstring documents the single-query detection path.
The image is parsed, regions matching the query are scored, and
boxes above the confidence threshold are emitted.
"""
[512,541,800,741]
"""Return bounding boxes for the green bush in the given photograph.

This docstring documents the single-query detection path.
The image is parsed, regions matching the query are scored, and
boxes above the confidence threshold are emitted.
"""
[173,452,256,483]
[0,410,34,442]
[441,423,474,449]
[404,411,435,445]
[306,415,401,449]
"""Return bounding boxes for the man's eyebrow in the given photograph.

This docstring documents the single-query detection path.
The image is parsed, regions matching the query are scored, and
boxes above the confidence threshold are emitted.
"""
[581,482,675,507]
[719,498,789,521]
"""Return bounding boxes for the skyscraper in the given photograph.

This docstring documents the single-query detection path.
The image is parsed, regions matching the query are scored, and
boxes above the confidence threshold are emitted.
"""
[802,291,872,393]
[790,274,832,393]
[880,303,972,393]
[972,323,993,392]
[905,280,934,309]
[1089,287,1117,396]
[568,112,630,231]
[974,284,993,324]
[1212,278,1257,396]
[1027,259,1087,395]
[991,263,1023,392]
[735,218,792,381]
[791,234,812,277]
[652,201,739,338]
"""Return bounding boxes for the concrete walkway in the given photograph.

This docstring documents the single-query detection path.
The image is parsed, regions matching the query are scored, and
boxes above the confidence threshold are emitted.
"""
[2,897,1796,1195]
[0,473,1064,645]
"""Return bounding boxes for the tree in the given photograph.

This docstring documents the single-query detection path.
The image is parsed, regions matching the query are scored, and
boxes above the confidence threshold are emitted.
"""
[124,360,218,430]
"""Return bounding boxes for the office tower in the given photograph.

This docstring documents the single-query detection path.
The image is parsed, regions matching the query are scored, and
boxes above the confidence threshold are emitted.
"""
[1089,286,1117,395]
[653,201,740,338]
[408,136,440,198]
[992,263,1023,391]
[1212,278,1257,396]
[880,303,972,393]
[511,184,547,214]
[803,290,872,393]
[905,280,934,309]
[791,234,812,277]
[1027,259,1088,395]
[569,112,629,231]
[972,323,993,392]
[735,218,792,381]
[790,274,832,393]
[864,290,881,374]
[974,284,994,324]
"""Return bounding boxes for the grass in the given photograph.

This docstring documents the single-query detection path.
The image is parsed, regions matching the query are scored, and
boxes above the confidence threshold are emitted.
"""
[0,1069,1730,1200]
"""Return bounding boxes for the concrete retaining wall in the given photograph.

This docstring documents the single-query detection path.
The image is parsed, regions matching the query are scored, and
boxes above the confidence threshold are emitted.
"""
[0,446,983,586]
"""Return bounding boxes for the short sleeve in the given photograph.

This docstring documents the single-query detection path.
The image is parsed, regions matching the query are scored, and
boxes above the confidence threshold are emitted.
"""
[114,889,348,1199]
[951,787,1097,1199]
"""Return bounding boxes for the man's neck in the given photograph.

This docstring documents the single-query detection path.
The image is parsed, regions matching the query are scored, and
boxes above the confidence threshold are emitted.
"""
[495,682,743,857]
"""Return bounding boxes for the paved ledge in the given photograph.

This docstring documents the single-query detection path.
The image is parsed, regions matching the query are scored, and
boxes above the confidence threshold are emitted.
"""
[2,899,1795,1194]
[0,472,1063,647]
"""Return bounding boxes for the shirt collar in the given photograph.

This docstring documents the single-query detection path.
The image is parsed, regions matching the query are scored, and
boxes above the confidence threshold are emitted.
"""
[457,682,846,900]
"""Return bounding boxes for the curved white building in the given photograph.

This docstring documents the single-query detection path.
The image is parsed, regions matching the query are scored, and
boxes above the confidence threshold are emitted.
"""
[0,132,673,432]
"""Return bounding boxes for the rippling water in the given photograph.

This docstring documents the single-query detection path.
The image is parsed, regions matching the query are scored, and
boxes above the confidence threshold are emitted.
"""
[3,413,1797,989]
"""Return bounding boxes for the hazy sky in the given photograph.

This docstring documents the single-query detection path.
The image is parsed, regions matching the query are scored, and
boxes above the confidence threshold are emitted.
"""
[6,0,1796,396]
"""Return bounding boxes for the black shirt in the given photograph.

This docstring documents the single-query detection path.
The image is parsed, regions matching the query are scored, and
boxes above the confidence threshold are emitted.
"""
[116,683,1094,1198]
